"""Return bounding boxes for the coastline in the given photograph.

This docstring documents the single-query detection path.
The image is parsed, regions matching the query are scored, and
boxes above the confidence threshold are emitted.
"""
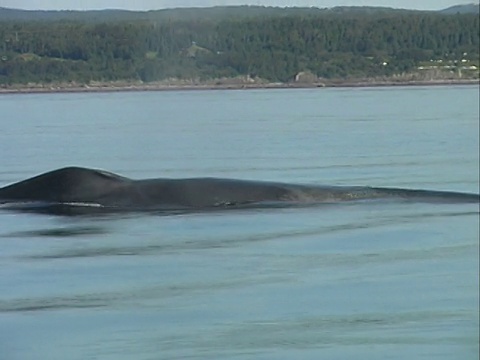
[0,78,478,95]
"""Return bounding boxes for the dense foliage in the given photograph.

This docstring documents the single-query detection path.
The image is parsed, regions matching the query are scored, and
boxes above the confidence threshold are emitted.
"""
[0,9,478,85]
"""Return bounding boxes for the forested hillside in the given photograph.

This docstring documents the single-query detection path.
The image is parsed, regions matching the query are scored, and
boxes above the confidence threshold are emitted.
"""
[0,8,478,85]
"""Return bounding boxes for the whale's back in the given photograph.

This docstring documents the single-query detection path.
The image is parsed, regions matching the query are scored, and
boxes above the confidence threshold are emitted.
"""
[0,167,129,204]
[0,167,478,215]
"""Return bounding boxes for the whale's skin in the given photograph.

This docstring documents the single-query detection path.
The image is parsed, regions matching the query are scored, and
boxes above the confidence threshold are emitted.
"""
[0,167,478,215]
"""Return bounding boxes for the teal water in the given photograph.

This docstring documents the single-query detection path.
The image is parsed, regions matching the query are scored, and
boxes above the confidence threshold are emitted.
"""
[0,86,479,360]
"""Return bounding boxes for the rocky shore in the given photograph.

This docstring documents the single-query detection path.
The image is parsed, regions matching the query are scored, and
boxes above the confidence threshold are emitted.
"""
[0,77,478,95]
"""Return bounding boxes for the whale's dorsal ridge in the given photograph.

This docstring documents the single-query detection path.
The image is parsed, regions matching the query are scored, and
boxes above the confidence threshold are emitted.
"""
[0,166,130,204]
[52,166,129,181]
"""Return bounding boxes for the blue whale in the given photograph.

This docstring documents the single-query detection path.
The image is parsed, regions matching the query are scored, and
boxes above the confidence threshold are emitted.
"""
[0,167,478,215]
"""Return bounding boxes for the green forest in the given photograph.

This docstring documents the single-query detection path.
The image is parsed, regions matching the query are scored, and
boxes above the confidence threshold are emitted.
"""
[0,7,479,85]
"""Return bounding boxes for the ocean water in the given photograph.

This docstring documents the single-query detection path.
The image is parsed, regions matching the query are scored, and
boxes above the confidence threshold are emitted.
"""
[0,86,479,360]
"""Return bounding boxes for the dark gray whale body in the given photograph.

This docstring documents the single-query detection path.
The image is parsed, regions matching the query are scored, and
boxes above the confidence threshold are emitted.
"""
[0,167,478,215]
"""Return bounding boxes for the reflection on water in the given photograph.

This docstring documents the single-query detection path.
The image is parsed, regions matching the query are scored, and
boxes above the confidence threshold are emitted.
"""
[202,310,477,348]
[2,225,109,238]
[7,205,477,259]
[0,240,475,313]
[0,273,285,313]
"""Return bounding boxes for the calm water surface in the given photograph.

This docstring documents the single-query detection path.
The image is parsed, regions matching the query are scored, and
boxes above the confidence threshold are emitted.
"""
[0,86,479,360]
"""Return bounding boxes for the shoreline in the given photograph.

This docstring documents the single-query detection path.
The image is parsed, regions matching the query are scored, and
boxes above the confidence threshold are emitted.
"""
[0,78,478,95]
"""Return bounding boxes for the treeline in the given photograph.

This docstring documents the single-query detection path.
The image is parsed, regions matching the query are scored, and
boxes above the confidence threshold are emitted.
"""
[0,6,415,23]
[0,11,478,85]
